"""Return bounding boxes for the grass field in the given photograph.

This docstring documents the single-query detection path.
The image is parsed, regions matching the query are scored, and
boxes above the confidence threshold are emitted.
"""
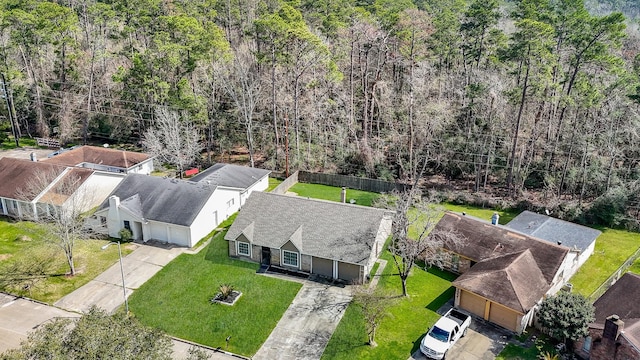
[0,136,39,150]
[267,178,283,192]
[289,183,380,207]
[128,232,301,356]
[0,217,132,303]
[322,251,457,360]
[569,227,640,297]
[442,203,519,224]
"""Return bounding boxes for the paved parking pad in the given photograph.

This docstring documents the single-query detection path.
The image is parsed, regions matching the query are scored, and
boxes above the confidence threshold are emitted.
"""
[253,280,352,360]
[409,301,511,360]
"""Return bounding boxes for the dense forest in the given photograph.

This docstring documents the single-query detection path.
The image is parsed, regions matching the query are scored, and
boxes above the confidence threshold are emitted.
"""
[1,0,640,227]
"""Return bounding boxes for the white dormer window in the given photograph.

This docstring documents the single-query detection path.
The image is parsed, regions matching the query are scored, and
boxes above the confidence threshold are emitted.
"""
[237,241,250,257]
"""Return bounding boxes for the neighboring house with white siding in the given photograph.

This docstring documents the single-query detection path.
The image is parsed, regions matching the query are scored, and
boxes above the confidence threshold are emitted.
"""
[0,157,124,220]
[190,163,270,209]
[92,174,238,247]
[42,145,154,175]
[224,192,392,284]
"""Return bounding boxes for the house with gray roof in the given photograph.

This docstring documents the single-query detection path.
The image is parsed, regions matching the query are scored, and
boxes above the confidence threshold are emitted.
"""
[224,192,392,284]
[432,212,572,333]
[93,174,241,247]
[506,210,601,271]
[190,163,270,208]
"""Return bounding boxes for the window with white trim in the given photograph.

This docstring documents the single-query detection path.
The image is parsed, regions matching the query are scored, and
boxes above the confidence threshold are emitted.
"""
[282,250,299,267]
[227,198,235,208]
[237,242,250,256]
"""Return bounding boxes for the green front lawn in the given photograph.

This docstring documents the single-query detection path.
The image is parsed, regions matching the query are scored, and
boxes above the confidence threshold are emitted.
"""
[127,232,302,356]
[569,227,640,297]
[289,183,380,207]
[0,217,132,303]
[322,252,457,360]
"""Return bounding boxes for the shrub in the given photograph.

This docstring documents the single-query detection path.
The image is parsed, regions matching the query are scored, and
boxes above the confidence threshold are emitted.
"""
[118,228,132,242]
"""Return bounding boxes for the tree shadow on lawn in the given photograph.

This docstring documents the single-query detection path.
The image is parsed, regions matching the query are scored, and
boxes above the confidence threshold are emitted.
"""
[425,287,455,312]
[411,332,427,356]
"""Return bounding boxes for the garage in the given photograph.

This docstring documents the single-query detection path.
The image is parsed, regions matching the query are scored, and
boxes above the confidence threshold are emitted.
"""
[313,257,333,278]
[488,302,519,332]
[338,262,361,283]
[459,290,487,318]
[459,290,520,332]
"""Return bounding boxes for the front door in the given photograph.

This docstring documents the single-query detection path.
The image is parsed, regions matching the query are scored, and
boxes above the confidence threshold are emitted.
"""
[262,247,271,265]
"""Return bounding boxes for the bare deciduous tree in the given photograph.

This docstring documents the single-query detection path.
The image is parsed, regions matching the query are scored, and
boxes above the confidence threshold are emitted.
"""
[17,168,100,276]
[217,44,262,168]
[143,107,204,178]
[376,188,464,297]
[352,285,395,347]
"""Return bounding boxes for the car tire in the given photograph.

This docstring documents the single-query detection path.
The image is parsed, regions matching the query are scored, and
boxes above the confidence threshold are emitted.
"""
[462,328,468,337]
[442,351,447,360]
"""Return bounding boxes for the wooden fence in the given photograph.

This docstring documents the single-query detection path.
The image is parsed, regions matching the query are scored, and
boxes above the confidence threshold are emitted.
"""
[298,171,410,193]
[35,137,61,148]
[271,171,299,195]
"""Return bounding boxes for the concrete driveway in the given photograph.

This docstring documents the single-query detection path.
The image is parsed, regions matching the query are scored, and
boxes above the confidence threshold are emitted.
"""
[0,293,79,352]
[409,303,511,360]
[253,279,352,360]
[54,243,184,313]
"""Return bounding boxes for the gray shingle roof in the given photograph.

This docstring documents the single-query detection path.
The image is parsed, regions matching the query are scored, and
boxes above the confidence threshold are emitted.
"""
[506,211,601,251]
[190,163,270,189]
[224,192,390,265]
[97,174,216,226]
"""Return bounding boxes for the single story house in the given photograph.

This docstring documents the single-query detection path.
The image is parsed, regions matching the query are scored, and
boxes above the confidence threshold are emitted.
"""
[93,174,240,247]
[42,145,154,174]
[224,192,392,284]
[574,272,640,359]
[432,212,571,333]
[0,157,124,220]
[190,163,270,208]
[507,210,601,274]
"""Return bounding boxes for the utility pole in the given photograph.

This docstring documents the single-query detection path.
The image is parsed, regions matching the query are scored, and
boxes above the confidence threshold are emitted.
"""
[1,73,19,147]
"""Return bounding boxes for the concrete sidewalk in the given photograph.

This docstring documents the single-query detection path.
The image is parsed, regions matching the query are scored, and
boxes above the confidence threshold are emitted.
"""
[54,243,183,313]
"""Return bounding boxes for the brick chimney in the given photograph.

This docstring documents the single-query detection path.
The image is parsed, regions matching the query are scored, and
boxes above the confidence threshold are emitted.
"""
[603,314,624,340]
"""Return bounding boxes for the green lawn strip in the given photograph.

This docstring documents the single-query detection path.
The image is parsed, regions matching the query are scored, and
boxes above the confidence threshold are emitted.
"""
[128,232,301,356]
[628,257,640,274]
[267,178,283,192]
[1,136,39,149]
[0,217,132,303]
[569,227,640,297]
[323,251,456,360]
[442,203,519,224]
[289,183,380,207]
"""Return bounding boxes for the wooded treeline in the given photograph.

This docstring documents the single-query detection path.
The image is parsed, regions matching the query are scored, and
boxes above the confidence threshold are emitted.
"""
[1,0,640,226]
